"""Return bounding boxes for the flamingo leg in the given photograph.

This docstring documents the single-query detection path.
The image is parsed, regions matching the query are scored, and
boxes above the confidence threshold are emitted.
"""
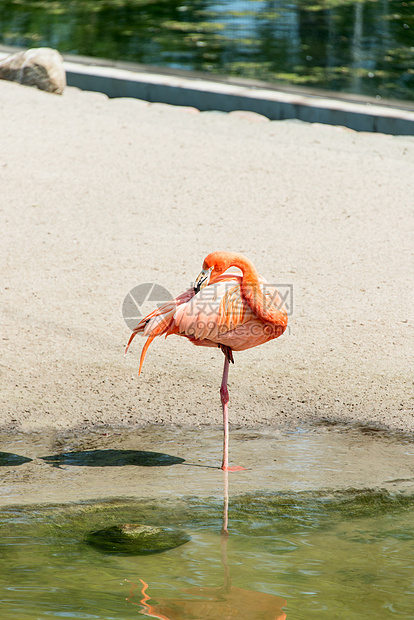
[220,357,246,472]
[220,357,230,470]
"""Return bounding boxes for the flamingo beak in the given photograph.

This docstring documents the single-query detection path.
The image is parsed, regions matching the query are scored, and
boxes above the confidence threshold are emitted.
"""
[194,267,213,293]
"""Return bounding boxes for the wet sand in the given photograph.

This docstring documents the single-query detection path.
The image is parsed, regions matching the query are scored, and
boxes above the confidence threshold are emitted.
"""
[1,79,413,437]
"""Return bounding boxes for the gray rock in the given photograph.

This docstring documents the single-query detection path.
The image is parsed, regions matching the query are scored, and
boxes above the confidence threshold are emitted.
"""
[0,47,66,94]
[86,523,191,555]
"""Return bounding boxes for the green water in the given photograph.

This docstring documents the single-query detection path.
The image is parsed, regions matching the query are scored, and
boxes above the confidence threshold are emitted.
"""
[1,491,413,619]
[0,0,413,101]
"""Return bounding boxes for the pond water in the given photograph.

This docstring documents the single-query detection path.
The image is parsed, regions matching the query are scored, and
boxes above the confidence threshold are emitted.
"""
[0,0,413,102]
[1,424,413,619]
[1,491,414,619]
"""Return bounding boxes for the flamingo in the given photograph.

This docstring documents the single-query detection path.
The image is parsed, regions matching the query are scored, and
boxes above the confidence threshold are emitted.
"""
[125,251,288,471]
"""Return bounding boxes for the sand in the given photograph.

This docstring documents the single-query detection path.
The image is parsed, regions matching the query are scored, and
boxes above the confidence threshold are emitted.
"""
[1,79,413,435]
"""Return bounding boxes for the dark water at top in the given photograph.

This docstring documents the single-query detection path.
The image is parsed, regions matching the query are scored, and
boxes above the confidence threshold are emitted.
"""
[0,0,413,102]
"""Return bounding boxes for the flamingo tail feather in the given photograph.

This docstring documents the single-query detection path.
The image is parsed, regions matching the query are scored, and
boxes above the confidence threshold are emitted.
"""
[125,329,139,356]
[138,334,157,375]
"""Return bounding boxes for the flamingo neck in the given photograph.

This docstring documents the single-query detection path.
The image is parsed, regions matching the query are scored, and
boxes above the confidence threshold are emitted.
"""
[228,254,286,326]
[203,251,287,327]
[230,254,259,283]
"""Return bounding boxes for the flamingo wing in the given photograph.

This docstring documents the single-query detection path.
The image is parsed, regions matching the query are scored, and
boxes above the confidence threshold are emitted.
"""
[125,287,195,373]
[175,275,287,351]
[173,275,255,343]
[126,272,287,373]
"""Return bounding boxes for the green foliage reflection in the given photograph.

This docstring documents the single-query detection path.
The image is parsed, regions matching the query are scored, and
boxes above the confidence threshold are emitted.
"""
[0,0,413,100]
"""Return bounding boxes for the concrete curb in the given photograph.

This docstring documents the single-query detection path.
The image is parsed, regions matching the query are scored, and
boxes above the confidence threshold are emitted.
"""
[1,46,414,135]
[63,61,414,135]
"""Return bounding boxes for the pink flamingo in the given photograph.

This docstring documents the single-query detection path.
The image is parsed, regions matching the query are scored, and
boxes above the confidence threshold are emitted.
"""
[125,251,288,471]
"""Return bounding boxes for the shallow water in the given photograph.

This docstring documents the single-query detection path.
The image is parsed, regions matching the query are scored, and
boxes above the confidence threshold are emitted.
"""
[1,424,414,505]
[1,425,413,618]
[0,491,413,619]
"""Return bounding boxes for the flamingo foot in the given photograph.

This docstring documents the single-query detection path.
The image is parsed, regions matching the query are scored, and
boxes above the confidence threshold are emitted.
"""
[221,465,248,472]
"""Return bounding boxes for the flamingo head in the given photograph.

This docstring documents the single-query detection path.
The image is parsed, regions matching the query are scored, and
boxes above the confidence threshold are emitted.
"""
[194,251,237,293]
[193,265,213,293]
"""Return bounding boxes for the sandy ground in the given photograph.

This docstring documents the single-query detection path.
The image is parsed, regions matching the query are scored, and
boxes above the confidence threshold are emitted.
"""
[1,79,413,435]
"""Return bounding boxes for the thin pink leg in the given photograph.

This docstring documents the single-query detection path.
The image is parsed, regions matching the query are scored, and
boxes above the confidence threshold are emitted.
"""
[220,357,246,472]
[220,357,230,470]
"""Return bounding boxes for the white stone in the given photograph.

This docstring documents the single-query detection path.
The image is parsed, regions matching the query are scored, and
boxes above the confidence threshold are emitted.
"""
[0,47,66,95]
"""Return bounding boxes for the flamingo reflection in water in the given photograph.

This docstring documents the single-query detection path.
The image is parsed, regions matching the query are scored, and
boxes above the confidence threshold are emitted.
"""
[126,472,287,620]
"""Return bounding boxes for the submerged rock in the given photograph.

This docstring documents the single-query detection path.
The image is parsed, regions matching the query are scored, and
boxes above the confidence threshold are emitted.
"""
[0,48,66,94]
[86,523,190,555]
